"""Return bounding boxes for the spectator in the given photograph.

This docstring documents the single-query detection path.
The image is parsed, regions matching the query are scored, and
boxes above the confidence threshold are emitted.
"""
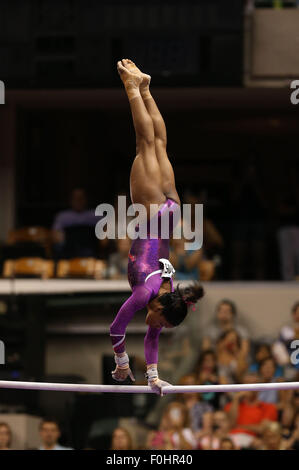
[195,350,227,410]
[107,237,131,279]
[170,236,201,281]
[39,418,73,450]
[198,411,237,450]
[216,329,248,383]
[177,374,213,439]
[170,191,223,281]
[202,218,224,260]
[0,422,12,450]
[184,190,224,259]
[274,302,299,376]
[202,299,250,357]
[110,427,133,450]
[257,357,282,404]
[260,422,288,450]
[249,343,283,377]
[198,189,224,280]
[224,372,278,449]
[278,302,299,353]
[146,426,174,451]
[148,402,197,450]
[52,188,100,258]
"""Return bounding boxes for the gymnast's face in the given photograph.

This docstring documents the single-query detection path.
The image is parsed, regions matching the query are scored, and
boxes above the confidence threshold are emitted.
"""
[146,297,174,329]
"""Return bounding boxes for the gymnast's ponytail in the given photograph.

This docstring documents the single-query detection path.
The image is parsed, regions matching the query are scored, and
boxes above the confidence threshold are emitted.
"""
[180,282,205,306]
[159,281,205,327]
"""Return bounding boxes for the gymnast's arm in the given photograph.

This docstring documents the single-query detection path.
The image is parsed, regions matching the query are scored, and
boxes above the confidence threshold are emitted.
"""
[144,325,162,367]
[145,326,172,396]
[110,285,152,381]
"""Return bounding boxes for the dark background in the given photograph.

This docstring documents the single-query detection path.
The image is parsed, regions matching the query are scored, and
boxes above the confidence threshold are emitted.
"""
[1,0,243,88]
[1,0,298,281]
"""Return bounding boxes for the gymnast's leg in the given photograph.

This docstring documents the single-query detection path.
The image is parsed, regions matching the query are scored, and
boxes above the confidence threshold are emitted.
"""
[121,59,180,206]
[117,60,165,213]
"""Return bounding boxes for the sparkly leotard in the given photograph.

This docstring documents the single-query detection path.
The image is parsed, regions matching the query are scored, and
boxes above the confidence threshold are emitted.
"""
[110,198,180,365]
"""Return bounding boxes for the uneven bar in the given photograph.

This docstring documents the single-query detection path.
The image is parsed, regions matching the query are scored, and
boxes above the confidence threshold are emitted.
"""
[0,380,299,394]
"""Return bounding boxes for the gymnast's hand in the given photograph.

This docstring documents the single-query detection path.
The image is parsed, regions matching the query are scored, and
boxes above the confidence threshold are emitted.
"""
[148,378,172,397]
[146,365,172,396]
[111,352,135,382]
[111,364,135,382]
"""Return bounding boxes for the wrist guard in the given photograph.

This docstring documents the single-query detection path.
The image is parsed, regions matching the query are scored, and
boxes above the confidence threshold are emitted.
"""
[145,367,159,383]
[114,352,129,369]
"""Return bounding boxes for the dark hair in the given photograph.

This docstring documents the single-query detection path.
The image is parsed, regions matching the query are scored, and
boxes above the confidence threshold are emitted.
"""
[39,417,60,431]
[196,349,218,374]
[216,299,237,317]
[159,282,204,327]
[110,427,133,451]
[255,343,271,356]
[258,356,276,372]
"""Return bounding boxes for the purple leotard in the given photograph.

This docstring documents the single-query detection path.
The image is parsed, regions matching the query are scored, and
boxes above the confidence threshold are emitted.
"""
[110,198,180,365]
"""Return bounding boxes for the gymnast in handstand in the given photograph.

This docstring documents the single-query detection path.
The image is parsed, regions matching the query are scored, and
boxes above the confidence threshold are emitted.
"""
[110,59,204,395]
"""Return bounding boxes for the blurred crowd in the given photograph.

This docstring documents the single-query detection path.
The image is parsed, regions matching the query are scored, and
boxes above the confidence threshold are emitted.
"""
[1,299,299,450]
[0,419,73,450]
[2,177,299,281]
[1,168,299,450]
[132,299,299,451]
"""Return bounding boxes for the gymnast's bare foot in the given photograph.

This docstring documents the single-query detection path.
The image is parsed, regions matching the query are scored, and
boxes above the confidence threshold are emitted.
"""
[117,60,142,89]
[121,59,151,93]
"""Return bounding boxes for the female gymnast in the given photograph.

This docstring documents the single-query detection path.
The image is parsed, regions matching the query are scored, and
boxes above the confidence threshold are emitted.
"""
[110,59,204,396]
